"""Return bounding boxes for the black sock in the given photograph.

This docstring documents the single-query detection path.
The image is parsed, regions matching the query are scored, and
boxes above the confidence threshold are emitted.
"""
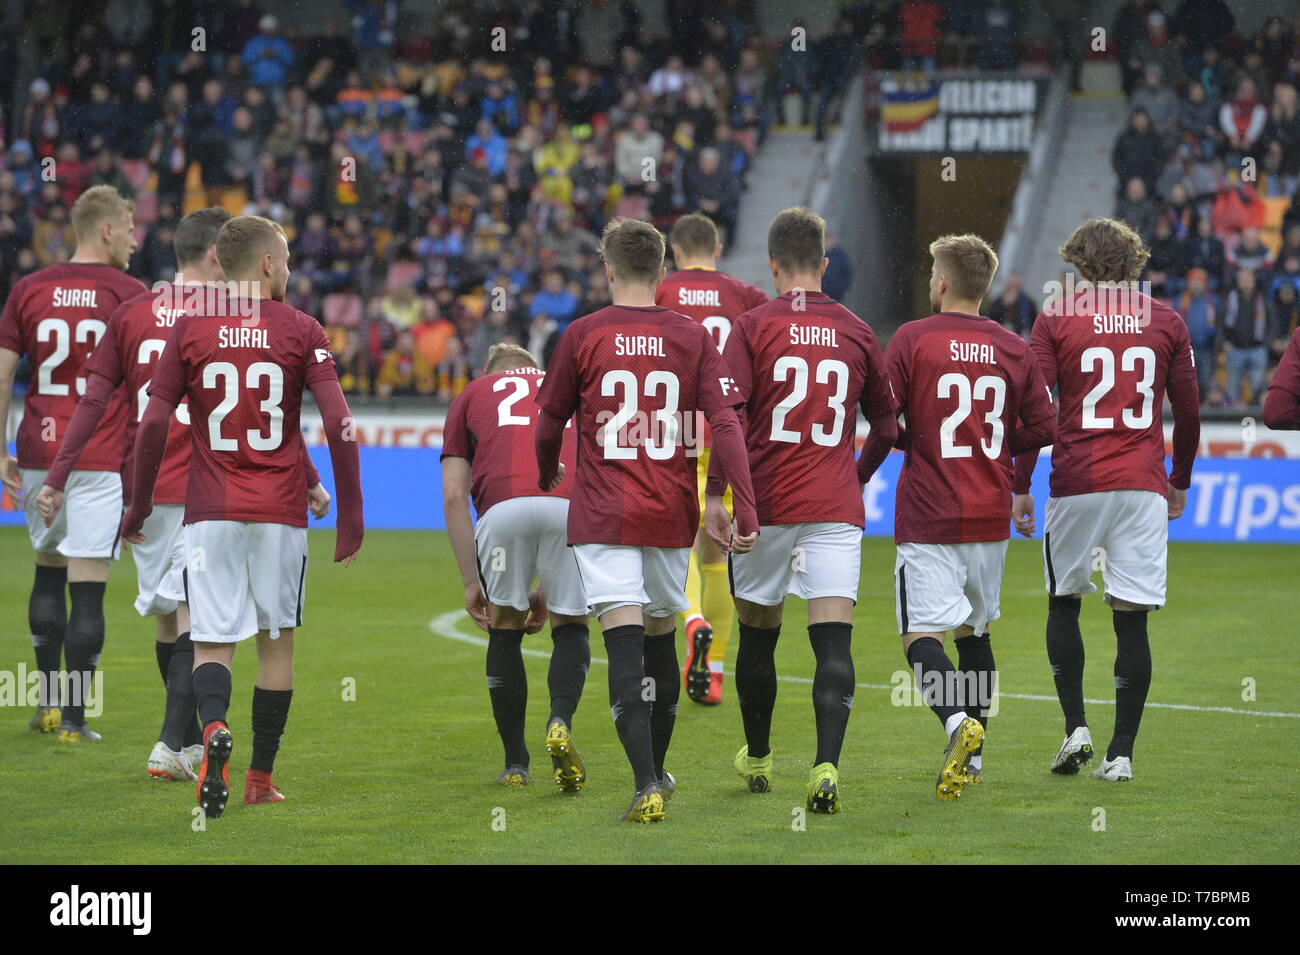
[155,640,173,685]
[954,632,996,730]
[1109,610,1151,760]
[604,623,657,791]
[160,633,197,751]
[62,581,106,726]
[1046,596,1087,735]
[193,661,232,727]
[182,710,204,748]
[809,622,855,766]
[548,623,590,728]
[29,565,66,708]
[735,623,780,759]
[643,629,680,778]
[486,628,528,768]
[907,636,963,731]
[250,686,294,773]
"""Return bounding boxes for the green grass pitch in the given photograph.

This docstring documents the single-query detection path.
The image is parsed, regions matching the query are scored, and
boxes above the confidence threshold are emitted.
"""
[0,526,1295,864]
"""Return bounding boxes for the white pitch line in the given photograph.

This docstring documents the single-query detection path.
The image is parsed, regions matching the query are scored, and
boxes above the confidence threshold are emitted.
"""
[429,611,1300,719]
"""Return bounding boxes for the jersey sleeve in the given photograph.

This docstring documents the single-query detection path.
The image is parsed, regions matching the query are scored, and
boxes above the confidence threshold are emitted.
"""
[84,308,126,386]
[535,327,581,420]
[1019,349,1056,426]
[441,390,472,460]
[1028,313,1058,390]
[883,330,910,418]
[0,280,25,353]
[147,318,187,405]
[705,321,747,415]
[859,327,896,419]
[302,317,339,387]
[744,283,768,311]
[1166,311,1197,385]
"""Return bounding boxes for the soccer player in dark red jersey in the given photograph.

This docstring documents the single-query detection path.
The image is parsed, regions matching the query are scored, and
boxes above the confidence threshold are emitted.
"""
[861,235,1056,800]
[121,215,363,818]
[705,207,898,814]
[536,218,759,823]
[656,213,767,706]
[0,185,146,742]
[1012,218,1200,783]
[36,208,330,782]
[442,342,591,791]
[1263,328,1300,430]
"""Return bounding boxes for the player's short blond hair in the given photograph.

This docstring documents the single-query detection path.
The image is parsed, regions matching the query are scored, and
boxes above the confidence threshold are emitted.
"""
[485,343,539,374]
[670,213,720,259]
[216,215,288,279]
[768,207,825,273]
[929,233,999,302]
[599,217,665,285]
[1059,218,1150,283]
[71,185,133,243]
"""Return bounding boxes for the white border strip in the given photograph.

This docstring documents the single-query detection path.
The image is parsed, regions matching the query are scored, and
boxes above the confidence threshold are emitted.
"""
[429,611,1299,719]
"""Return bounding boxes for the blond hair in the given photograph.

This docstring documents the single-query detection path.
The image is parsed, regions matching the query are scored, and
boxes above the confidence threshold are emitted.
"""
[929,233,999,302]
[1059,218,1149,283]
[216,215,288,279]
[767,207,825,273]
[71,185,133,243]
[599,217,665,285]
[485,343,539,374]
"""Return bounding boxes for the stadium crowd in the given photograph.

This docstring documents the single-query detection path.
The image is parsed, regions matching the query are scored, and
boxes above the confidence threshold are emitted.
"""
[1106,2,1300,408]
[0,2,887,402]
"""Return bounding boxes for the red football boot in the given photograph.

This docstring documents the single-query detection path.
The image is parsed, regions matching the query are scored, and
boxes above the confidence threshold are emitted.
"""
[244,768,286,805]
[683,617,717,704]
[197,721,233,818]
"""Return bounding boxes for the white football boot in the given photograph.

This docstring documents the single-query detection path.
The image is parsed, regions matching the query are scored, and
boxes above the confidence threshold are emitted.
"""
[1049,726,1094,774]
[148,741,197,781]
[1091,755,1133,782]
[184,744,204,771]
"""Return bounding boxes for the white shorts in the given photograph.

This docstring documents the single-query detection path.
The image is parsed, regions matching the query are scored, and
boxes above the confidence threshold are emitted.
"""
[132,504,186,617]
[1043,490,1168,609]
[475,496,587,617]
[894,540,1008,635]
[183,521,308,643]
[22,468,122,559]
[729,522,861,606]
[573,543,690,618]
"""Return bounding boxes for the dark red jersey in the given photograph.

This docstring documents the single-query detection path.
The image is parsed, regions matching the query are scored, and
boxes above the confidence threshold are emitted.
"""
[86,285,197,504]
[147,295,336,526]
[441,366,577,516]
[887,312,1055,543]
[1031,289,1196,497]
[655,268,768,352]
[535,304,744,547]
[722,291,894,528]
[0,262,146,470]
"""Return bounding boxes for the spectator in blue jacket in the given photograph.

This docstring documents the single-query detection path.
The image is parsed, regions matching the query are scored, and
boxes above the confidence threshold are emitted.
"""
[465,119,509,178]
[530,269,580,329]
[242,16,295,88]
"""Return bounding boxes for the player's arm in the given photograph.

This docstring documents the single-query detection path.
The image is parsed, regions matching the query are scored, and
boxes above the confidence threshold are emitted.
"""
[120,389,176,542]
[534,329,579,489]
[302,442,329,518]
[1262,331,1300,430]
[857,332,903,485]
[37,371,119,525]
[441,454,489,630]
[699,328,758,550]
[308,375,364,563]
[1008,356,1057,537]
[1162,322,1201,520]
[1013,316,1059,502]
[704,314,755,496]
[0,346,19,502]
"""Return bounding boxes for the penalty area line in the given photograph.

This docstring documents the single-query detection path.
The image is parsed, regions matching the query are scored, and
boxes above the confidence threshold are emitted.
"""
[429,611,1300,719]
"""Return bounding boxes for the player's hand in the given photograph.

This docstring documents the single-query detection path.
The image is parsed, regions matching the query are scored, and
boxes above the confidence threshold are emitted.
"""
[524,587,548,634]
[120,505,151,544]
[703,495,735,551]
[730,529,758,554]
[464,582,490,631]
[539,462,566,493]
[35,485,64,527]
[307,482,331,519]
[1011,493,1036,537]
[1166,483,1187,520]
[0,455,21,504]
